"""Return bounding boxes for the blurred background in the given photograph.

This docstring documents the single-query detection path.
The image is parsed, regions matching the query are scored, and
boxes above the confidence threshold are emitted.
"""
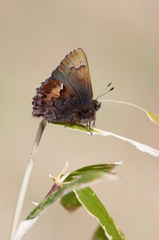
[1,0,159,239]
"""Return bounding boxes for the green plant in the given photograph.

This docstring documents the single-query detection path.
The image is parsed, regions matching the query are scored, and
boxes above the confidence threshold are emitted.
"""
[10,102,159,240]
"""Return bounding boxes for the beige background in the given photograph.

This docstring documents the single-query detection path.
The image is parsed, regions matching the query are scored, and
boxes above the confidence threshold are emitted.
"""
[1,0,159,239]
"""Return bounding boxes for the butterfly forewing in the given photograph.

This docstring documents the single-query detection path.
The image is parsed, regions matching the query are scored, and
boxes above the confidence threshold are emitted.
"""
[52,48,93,106]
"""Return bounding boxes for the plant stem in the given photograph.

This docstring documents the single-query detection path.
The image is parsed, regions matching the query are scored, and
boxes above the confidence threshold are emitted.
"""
[9,120,47,240]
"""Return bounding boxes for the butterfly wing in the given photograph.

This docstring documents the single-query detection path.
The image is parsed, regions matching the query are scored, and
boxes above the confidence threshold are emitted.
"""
[51,48,93,106]
[33,48,94,123]
[33,78,82,122]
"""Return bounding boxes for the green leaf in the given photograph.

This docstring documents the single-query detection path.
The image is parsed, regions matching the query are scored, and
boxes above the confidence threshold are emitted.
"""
[65,163,117,182]
[74,187,126,240]
[60,163,118,212]
[146,110,159,125]
[60,191,81,212]
[26,171,114,220]
[93,225,109,240]
[52,121,99,133]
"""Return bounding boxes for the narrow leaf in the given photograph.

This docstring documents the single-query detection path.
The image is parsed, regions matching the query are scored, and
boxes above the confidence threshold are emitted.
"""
[27,172,116,220]
[13,172,116,239]
[60,191,81,212]
[93,129,159,157]
[146,110,159,125]
[74,187,126,240]
[101,100,159,126]
[93,225,109,240]
[60,163,118,212]
[51,122,159,157]
[65,163,118,182]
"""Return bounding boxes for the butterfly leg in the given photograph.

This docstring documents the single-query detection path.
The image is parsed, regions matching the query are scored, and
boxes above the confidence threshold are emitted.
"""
[86,122,91,134]
[65,123,71,128]
[92,119,96,129]
[88,121,93,135]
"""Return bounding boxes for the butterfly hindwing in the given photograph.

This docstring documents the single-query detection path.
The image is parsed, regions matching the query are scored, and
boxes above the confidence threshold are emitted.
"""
[33,78,82,122]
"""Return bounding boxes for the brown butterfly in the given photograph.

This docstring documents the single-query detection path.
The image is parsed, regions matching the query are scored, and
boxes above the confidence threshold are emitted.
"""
[32,48,109,132]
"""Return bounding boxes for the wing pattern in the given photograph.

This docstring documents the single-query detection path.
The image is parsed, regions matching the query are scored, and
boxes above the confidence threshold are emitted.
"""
[32,48,99,125]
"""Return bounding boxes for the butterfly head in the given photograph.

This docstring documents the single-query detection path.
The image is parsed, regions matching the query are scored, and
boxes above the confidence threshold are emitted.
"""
[92,99,101,111]
[78,99,101,125]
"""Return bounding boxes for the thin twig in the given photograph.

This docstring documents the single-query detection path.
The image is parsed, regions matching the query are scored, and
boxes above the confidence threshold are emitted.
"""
[9,120,47,240]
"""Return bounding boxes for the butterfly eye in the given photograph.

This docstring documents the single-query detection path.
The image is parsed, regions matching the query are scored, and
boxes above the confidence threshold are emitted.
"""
[93,100,101,111]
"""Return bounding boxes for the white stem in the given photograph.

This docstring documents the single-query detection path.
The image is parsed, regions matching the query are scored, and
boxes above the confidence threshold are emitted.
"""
[9,120,47,240]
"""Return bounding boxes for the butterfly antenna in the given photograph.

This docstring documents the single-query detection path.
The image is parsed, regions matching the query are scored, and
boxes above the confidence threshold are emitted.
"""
[95,83,115,100]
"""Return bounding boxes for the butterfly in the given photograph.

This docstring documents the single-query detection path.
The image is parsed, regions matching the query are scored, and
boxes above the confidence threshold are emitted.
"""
[32,48,102,132]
